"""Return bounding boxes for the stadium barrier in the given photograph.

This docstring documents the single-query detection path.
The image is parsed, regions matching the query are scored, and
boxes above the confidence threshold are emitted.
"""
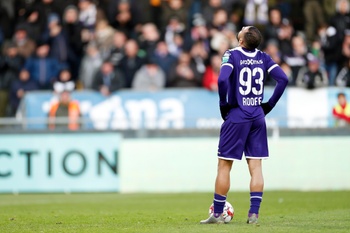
[11,87,350,130]
[0,132,121,193]
[1,133,349,193]
[119,136,350,193]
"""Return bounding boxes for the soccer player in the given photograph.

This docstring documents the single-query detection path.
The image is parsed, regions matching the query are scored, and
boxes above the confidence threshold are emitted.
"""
[200,26,288,224]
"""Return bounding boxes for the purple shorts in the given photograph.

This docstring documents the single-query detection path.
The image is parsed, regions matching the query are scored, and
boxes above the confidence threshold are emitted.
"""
[217,117,268,160]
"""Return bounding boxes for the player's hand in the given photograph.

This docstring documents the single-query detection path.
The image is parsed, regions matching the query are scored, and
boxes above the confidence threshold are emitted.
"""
[261,102,273,115]
[220,104,231,121]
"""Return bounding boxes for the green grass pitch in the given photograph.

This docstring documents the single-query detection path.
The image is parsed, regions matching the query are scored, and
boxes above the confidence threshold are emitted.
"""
[0,191,349,233]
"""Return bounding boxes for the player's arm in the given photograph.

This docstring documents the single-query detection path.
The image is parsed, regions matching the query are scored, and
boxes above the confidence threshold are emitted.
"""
[218,65,233,105]
[262,64,289,115]
[218,51,234,120]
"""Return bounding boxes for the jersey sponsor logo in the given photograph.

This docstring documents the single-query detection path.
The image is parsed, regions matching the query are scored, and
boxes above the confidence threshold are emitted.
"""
[222,51,230,63]
[240,59,263,66]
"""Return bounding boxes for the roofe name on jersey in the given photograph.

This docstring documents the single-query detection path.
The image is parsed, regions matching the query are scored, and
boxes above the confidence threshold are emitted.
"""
[242,96,262,106]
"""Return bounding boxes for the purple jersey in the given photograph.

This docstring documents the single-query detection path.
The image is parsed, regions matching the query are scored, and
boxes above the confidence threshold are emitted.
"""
[218,47,288,123]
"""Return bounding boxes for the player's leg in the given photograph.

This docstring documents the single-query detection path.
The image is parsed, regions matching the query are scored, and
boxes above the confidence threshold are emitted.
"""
[215,158,233,196]
[247,158,263,224]
[213,158,233,216]
[200,121,249,224]
[215,120,249,213]
[244,117,268,224]
[247,159,264,192]
[200,158,233,224]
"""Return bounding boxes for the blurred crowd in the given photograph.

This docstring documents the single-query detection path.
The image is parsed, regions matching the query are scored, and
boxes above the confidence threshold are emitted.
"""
[0,0,350,118]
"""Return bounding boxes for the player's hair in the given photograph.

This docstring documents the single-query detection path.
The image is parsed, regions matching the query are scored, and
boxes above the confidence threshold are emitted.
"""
[244,26,262,50]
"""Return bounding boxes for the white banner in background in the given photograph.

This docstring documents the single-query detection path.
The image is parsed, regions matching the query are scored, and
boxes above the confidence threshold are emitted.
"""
[0,133,121,193]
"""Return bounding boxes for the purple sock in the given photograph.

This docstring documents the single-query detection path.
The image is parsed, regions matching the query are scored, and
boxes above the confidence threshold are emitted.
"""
[249,192,263,215]
[213,193,226,217]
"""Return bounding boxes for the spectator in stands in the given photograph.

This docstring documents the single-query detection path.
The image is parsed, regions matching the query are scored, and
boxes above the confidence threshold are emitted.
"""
[264,39,282,66]
[227,4,244,31]
[202,53,221,91]
[190,40,208,78]
[139,23,161,58]
[335,59,350,87]
[48,88,81,131]
[208,8,231,36]
[165,32,185,58]
[9,69,39,115]
[51,0,79,17]
[15,1,36,24]
[329,0,350,41]
[53,69,75,94]
[93,19,116,60]
[303,0,325,45]
[208,8,235,54]
[161,0,188,32]
[92,60,125,96]
[187,0,204,28]
[0,2,13,40]
[24,42,62,90]
[318,23,342,86]
[20,5,43,42]
[79,42,103,89]
[264,39,285,85]
[43,13,69,65]
[263,7,283,49]
[62,5,85,80]
[0,41,25,85]
[108,30,127,67]
[118,39,145,88]
[332,92,350,127]
[202,0,222,24]
[213,34,231,53]
[271,0,292,19]
[78,0,97,30]
[164,16,186,58]
[168,51,202,88]
[0,82,8,117]
[342,29,350,62]
[135,0,157,27]
[323,0,338,20]
[76,0,96,46]
[243,0,268,26]
[151,41,177,82]
[148,0,163,28]
[276,18,294,57]
[0,42,25,116]
[329,0,350,67]
[280,62,293,85]
[222,0,245,18]
[12,26,36,59]
[3,0,350,102]
[185,13,210,50]
[283,34,308,85]
[131,56,166,91]
[0,29,3,48]
[296,54,328,89]
[310,39,324,64]
[34,0,61,36]
[109,0,142,38]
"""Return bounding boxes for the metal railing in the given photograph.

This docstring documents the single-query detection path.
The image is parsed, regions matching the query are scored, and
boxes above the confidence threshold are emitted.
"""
[0,116,349,139]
